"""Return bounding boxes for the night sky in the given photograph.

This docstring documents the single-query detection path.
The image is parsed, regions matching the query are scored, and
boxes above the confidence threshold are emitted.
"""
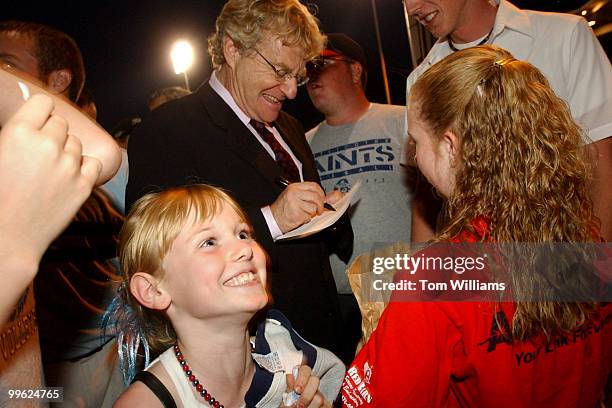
[4,0,590,131]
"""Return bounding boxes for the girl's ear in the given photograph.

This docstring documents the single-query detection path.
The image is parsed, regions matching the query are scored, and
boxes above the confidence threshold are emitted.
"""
[130,272,171,310]
[441,129,460,166]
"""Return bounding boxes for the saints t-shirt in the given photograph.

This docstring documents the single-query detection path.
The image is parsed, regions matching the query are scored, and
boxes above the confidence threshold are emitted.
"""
[307,103,415,294]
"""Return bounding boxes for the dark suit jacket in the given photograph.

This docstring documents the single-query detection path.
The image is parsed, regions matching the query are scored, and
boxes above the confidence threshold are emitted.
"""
[126,82,348,351]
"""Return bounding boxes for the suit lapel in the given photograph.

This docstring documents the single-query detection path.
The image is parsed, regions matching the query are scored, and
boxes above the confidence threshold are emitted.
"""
[196,83,283,186]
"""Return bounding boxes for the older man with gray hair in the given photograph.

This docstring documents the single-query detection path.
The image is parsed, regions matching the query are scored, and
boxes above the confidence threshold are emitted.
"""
[127,0,353,358]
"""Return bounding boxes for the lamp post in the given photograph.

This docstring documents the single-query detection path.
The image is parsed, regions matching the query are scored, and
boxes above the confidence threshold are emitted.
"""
[171,40,194,91]
[371,0,391,104]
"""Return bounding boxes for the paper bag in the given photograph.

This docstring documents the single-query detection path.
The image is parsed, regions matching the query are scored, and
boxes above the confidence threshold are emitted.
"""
[347,242,415,351]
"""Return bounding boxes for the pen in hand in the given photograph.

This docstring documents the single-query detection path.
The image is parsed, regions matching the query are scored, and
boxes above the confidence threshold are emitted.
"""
[275,177,336,211]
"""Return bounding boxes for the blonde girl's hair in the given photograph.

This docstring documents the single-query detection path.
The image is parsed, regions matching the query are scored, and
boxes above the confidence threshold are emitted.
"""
[410,45,599,340]
[208,0,325,68]
[105,184,250,383]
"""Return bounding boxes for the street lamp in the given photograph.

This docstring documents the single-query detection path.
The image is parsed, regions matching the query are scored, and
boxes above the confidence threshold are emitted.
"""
[171,40,194,91]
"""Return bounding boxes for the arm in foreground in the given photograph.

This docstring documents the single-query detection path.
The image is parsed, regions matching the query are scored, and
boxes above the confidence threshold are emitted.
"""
[0,68,120,184]
[0,94,100,325]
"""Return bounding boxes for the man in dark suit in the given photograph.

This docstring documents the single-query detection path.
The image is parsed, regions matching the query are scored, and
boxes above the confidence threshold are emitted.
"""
[126,0,353,358]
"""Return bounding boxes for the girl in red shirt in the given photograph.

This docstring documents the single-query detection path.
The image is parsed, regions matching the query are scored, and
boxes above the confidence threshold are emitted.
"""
[343,45,610,408]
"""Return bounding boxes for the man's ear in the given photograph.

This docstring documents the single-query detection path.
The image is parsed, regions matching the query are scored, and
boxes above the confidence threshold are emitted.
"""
[130,272,171,310]
[223,36,240,69]
[349,62,363,85]
[46,69,72,96]
[442,129,460,166]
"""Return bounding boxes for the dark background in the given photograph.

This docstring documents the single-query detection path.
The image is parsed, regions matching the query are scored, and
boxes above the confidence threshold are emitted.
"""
[3,0,601,131]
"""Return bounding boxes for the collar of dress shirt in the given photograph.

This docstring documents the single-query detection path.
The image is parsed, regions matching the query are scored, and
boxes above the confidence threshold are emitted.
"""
[209,70,252,127]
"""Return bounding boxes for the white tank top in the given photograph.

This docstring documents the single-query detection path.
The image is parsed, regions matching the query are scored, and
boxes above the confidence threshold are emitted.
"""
[151,348,247,408]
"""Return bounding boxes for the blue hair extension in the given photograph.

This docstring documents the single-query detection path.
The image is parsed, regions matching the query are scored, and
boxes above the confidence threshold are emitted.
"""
[102,282,151,386]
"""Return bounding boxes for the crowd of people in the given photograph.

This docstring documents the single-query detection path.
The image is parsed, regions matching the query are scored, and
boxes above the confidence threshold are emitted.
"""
[0,0,609,407]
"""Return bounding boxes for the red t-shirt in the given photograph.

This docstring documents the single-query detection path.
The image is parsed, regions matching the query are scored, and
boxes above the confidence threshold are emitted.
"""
[342,221,611,407]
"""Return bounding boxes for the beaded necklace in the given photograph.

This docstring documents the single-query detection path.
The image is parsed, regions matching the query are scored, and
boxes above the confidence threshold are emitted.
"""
[174,343,225,408]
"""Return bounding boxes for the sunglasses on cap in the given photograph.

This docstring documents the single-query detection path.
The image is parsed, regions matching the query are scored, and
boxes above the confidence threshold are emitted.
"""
[305,56,355,80]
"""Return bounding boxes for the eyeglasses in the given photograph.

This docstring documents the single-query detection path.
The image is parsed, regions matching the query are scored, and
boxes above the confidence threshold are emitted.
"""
[305,56,354,80]
[254,49,309,87]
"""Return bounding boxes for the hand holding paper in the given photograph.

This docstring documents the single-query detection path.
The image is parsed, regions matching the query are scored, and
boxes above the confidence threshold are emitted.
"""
[270,181,327,233]
[278,180,361,240]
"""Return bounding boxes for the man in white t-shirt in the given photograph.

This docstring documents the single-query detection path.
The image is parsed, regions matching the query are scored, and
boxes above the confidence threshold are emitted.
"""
[405,0,612,242]
[306,34,416,361]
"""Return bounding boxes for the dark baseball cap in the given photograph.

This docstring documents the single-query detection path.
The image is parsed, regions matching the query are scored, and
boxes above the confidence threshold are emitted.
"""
[321,33,368,73]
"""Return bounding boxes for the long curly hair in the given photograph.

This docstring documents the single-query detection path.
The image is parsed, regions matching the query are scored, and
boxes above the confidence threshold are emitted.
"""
[410,45,599,340]
[208,0,325,68]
